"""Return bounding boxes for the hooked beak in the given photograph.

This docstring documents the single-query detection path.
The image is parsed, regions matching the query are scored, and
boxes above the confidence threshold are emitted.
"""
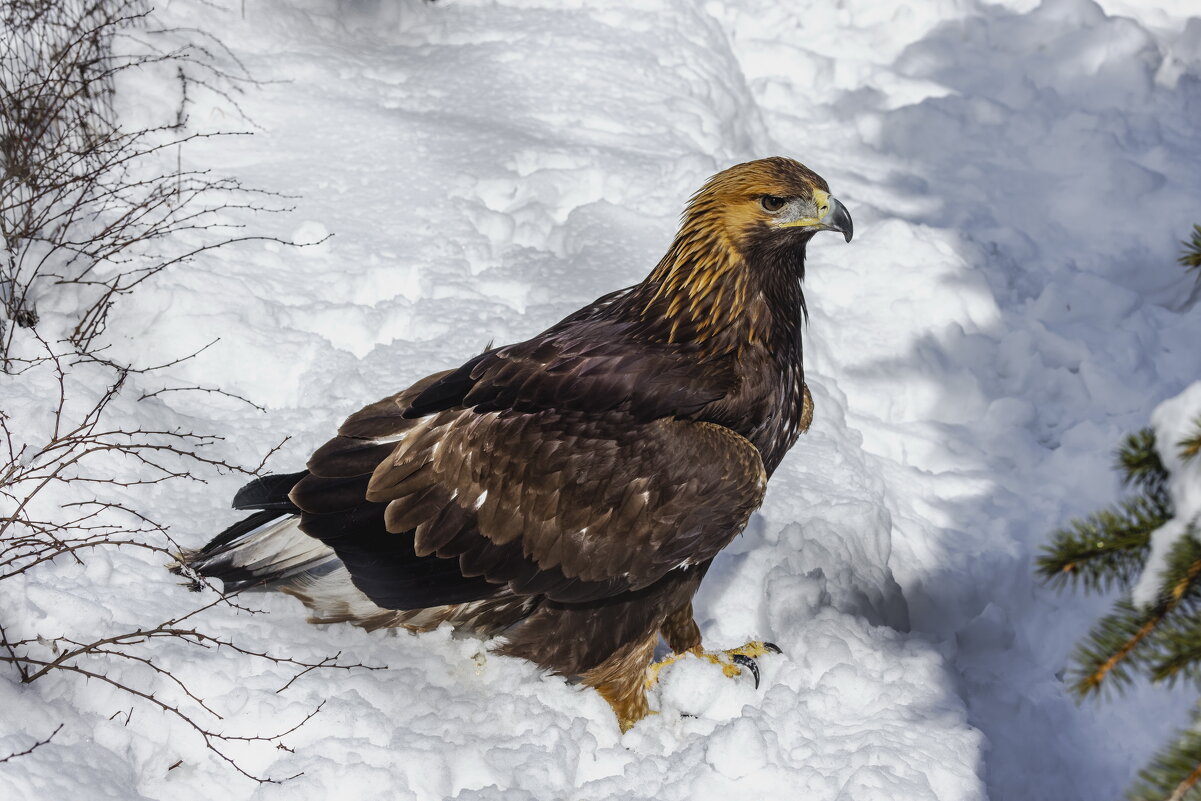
[821,195,853,243]
[778,190,853,242]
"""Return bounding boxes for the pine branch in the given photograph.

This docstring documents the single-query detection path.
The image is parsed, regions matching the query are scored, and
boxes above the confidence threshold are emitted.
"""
[1038,429,1172,593]
[1129,719,1201,801]
[1119,428,1170,498]
[1180,224,1201,277]
[1037,493,1170,593]
[1151,618,1201,687]
[1179,418,1201,464]
[1041,241,1201,801]
[1071,533,1201,697]
[1071,598,1169,696]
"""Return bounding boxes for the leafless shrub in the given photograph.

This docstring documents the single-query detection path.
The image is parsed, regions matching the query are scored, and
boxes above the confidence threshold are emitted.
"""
[1,0,366,782]
[0,333,277,581]
[0,594,382,781]
[0,0,287,359]
[0,334,385,782]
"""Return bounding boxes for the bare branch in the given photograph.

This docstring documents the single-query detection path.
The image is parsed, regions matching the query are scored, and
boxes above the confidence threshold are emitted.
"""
[0,723,63,764]
[0,4,345,784]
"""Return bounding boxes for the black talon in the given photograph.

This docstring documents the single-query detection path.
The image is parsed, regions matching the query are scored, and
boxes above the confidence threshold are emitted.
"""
[764,642,782,654]
[731,654,761,688]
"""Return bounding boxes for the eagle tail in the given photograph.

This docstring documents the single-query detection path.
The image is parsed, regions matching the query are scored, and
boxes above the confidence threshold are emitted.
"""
[174,471,532,634]
[176,509,338,593]
[176,506,535,633]
[174,470,338,593]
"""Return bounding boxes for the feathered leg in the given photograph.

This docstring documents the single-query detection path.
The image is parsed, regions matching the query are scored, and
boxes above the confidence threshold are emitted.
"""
[660,601,702,654]
[580,631,659,732]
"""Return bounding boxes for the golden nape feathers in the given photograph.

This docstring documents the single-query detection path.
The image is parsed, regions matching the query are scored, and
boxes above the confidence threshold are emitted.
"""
[635,157,851,346]
[181,157,852,730]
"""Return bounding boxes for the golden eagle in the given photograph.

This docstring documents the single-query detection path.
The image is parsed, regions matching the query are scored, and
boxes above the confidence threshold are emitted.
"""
[180,157,852,729]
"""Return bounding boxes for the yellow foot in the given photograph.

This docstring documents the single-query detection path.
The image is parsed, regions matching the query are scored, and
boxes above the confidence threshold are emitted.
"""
[645,640,781,689]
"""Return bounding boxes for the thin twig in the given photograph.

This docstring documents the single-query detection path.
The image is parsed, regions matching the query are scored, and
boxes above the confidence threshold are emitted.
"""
[0,724,63,764]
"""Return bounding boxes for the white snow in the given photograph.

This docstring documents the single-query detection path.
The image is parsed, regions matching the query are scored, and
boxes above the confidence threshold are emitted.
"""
[3,0,1201,799]
[1156,384,1201,534]
[1133,381,1201,606]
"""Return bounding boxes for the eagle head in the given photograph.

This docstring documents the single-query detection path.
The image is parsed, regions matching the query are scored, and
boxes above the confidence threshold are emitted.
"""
[684,156,853,253]
[635,157,852,346]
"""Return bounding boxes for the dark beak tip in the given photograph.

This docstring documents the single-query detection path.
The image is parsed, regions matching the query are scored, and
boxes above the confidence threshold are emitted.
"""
[824,197,853,243]
[833,207,853,243]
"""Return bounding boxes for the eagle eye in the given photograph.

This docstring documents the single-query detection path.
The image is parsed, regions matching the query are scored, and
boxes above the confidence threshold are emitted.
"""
[760,195,786,212]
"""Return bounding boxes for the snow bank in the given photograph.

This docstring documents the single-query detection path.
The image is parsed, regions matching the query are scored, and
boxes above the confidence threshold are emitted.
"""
[3,0,1201,799]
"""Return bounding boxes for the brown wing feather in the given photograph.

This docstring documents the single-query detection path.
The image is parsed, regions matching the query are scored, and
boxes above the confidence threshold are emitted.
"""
[322,369,454,450]
[365,408,766,595]
[292,315,764,609]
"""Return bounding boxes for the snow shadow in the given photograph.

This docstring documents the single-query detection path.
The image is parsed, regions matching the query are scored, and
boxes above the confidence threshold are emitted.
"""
[854,2,1201,799]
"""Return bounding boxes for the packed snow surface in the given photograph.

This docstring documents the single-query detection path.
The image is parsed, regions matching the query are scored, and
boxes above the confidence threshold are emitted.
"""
[3,0,1201,799]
